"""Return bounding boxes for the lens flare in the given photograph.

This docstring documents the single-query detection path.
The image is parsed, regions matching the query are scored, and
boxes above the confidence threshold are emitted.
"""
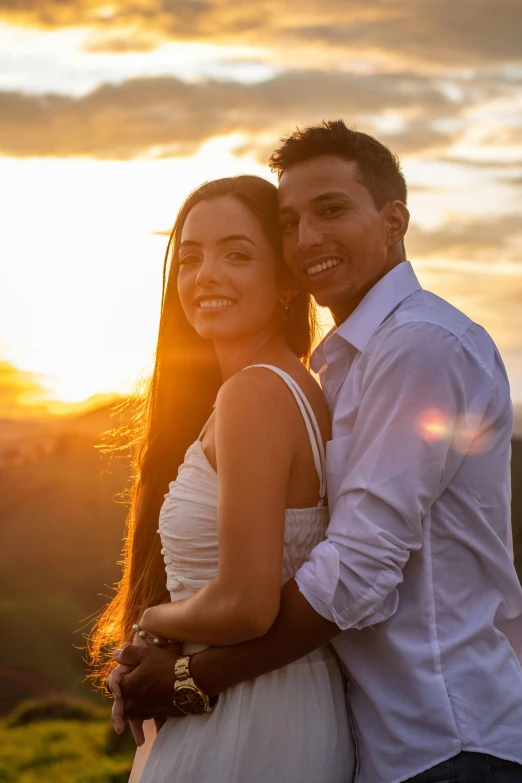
[415,408,452,442]
[453,413,494,455]
[415,409,494,455]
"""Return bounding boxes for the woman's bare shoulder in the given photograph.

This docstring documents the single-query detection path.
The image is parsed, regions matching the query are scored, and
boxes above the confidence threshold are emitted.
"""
[216,366,299,425]
[216,364,329,441]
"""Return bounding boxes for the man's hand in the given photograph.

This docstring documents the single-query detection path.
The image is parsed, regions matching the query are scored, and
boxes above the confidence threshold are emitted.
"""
[114,643,185,721]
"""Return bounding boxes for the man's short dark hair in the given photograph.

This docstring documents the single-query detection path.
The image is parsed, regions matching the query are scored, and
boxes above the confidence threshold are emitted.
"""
[269,120,407,209]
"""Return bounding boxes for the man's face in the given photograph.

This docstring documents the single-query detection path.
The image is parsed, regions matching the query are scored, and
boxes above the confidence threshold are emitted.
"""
[278,154,400,325]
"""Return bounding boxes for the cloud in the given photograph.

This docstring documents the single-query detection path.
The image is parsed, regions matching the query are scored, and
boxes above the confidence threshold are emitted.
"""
[0,0,520,66]
[286,0,522,67]
[407,215,522,261]
[0,70,465,159]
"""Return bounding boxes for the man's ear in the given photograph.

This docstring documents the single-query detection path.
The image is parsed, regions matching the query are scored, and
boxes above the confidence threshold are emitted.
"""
[385,201,410,247]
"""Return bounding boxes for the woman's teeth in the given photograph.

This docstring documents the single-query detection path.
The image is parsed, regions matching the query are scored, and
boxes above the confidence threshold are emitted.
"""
[306,258,341,276]
[198,298,234,309]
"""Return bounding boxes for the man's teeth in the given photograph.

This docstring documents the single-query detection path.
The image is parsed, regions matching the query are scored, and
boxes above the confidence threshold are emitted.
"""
[198,298,234,309]
[306,258,341,276]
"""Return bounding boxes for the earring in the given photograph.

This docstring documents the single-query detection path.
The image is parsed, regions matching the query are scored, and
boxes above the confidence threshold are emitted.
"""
[279,297,294,320]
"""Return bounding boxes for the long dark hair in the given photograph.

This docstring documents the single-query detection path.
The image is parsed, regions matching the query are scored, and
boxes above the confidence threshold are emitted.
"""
[88,175,317,686]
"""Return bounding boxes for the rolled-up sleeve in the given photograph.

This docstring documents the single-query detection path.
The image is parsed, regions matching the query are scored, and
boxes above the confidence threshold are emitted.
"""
[295,322,494,630]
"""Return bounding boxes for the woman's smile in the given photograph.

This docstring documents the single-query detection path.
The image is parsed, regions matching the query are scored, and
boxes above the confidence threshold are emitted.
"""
[195,295,237,312]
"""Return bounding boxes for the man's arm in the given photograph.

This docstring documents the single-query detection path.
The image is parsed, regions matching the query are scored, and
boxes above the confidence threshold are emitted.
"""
[115,579,337,717]
[296,322,494,632]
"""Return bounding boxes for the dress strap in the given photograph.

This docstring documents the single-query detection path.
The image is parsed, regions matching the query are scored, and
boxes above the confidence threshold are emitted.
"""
[243,364,326,505]
[197,409,215,441]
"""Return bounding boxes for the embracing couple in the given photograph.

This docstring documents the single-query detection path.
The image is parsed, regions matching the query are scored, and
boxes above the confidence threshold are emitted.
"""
[92,121,522,783]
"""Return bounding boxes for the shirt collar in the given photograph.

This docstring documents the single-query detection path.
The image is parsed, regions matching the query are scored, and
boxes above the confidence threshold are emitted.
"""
[310,261,421,371]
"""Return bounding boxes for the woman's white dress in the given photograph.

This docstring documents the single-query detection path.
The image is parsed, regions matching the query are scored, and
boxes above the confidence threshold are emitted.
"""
[135,365,355,783]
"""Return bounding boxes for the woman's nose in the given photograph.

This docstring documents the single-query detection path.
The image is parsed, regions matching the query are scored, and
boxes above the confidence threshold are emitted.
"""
[195,255,222,288]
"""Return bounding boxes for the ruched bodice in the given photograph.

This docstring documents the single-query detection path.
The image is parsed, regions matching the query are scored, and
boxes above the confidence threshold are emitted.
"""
[158,438,330,597]
[159,440,219,596]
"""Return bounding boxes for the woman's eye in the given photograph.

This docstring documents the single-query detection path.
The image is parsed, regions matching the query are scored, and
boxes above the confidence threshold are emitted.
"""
[179,255,200,266]
[226,251,250,262]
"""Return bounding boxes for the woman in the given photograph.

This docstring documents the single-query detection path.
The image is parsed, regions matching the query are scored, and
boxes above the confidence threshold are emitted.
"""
[91,175,354,782]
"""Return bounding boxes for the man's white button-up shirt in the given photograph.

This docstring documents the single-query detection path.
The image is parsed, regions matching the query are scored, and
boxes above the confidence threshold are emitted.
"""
[296,261,522,783]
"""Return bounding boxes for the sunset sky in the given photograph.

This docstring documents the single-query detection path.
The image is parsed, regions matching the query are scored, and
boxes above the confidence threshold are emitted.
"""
[1,0,521,412]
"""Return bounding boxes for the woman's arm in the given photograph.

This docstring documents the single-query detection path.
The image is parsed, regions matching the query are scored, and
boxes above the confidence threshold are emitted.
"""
[140,369,298,646]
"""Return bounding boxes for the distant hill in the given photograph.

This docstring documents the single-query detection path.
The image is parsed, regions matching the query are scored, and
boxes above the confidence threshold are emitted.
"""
[0,403,521,714]
[0,402,130,713]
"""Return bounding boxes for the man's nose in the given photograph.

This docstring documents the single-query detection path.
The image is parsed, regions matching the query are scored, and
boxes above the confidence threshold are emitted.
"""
[196,254,222,287]
[296,216,323,252]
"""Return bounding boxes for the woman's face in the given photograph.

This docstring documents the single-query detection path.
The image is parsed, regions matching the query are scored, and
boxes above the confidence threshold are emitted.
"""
[177,195,284,343]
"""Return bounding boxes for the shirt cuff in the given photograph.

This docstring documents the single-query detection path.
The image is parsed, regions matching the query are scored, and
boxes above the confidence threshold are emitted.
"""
[295,540,400,631]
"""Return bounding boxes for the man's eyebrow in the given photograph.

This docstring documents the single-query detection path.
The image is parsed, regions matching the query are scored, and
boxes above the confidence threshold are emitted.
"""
[278,191,353,214]
[180,234,255,248]
[312,190,352,204]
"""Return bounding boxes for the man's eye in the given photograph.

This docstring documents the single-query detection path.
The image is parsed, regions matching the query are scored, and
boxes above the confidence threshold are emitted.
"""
[322,204,345,217]
[280,218,298,232]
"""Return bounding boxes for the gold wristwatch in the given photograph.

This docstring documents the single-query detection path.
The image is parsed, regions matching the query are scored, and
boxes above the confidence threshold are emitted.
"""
[173,654,216,716]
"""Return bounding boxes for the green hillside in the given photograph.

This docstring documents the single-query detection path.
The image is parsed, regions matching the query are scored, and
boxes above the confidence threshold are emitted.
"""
[0,704,134,783]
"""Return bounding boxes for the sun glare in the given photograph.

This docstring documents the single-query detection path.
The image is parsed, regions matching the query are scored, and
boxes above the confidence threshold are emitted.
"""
[0,136,274,407]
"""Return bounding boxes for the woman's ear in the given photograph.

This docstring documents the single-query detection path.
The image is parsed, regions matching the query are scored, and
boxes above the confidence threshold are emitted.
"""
[279,285,302,304]
[277,270,302,304]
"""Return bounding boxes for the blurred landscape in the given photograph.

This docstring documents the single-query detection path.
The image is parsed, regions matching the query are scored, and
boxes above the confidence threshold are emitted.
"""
[0,401,129,715]
[0,400,135,781]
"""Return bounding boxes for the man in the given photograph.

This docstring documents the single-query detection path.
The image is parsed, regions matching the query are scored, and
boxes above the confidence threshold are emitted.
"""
[111,121,522,782]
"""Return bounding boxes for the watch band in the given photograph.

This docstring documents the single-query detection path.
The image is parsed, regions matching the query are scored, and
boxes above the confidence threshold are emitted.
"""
[174,654,192,682]
[173,654,216,715]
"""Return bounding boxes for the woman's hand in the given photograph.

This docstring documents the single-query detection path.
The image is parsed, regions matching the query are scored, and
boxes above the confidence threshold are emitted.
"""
[109,634,150,745]
[111,634,175,746]
[109,660,134,734]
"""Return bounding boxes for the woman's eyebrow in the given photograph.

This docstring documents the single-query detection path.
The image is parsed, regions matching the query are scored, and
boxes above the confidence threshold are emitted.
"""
[180,234,255,248]
[217,234,255,246]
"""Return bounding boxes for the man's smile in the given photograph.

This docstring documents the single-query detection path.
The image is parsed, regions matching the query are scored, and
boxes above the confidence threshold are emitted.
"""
[302,256,343,278]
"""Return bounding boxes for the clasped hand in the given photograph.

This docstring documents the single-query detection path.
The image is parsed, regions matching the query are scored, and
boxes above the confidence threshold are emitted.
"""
[107,638,185,746]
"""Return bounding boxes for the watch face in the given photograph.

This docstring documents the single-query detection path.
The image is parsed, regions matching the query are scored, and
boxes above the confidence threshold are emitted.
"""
[175,686,207,715]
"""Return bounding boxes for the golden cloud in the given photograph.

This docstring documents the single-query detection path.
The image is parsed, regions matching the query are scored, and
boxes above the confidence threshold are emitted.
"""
[408,215,522,261]
[0,0,520,66]
[0,70,463,160]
